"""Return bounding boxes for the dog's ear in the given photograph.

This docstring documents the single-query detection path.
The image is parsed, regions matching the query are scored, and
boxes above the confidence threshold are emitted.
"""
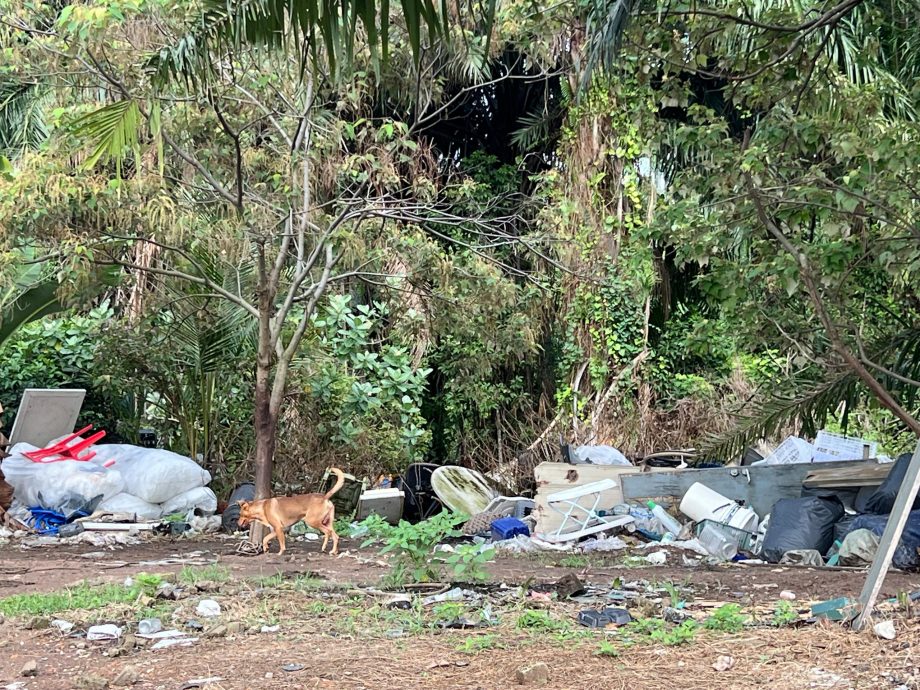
[237,500,248,508]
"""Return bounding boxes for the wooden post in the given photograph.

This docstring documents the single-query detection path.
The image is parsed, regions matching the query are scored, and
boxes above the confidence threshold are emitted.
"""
[854,440,920,630]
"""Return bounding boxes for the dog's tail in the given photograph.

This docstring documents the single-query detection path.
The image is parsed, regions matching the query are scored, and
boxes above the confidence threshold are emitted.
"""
[324,468,346,499]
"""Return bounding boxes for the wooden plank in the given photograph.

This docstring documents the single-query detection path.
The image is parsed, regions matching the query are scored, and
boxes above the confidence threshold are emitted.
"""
[854,440,920,631]
[533,463,641,537]
[620,460,880,518]
[803,462,891,488]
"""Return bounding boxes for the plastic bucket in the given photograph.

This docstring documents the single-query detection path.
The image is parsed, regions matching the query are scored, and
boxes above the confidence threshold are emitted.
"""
[679,482,759,532]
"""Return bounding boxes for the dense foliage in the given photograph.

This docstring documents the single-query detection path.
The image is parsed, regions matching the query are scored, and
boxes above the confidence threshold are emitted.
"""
[0,0,917,494]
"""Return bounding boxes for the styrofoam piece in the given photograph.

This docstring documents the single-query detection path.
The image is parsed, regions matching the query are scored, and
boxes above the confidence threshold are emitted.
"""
[759,436,814,465]
[813,430,877,463]
[9,389,86,448]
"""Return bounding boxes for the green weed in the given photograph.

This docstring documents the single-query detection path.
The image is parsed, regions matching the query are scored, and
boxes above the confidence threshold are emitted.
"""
[595,639,620,657]
[772,600,799,627]
[704,603,746,632]
[516,609,567,632]
[457,633,499,654]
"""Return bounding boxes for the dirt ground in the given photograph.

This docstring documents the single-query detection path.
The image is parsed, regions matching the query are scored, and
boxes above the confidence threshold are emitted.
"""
[0,534,919,689]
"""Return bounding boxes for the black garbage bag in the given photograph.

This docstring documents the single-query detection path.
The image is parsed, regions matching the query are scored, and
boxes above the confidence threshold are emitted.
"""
[840,510,920,570]
[761,496,845,563]
[864,452,919,515]
[222,483,255,532]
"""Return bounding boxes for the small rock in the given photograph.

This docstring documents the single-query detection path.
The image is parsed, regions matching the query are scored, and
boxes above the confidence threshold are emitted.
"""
[875,620,897,640]
[75,673,108,690]
[226,621,245,635]
[20,660,38,677]
[712,655,735,672]
[110,666,139,687]
[195,581,221,593]
[155,583,184,600]
[780,590,796,601]
[196,599,221,618]
[264,672,274,680]
[514,662,549,686]
[663,607,691,624]
[554,573,585,599]
[282,664,305,673]
[185,619,204,631]
[204,624,228,638]
[24,617,49,630]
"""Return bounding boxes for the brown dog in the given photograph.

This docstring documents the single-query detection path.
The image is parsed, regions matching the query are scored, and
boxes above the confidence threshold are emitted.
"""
[237,468,345,555]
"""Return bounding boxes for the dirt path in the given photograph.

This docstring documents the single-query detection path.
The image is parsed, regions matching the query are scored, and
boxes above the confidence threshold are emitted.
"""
[0,535,918,689]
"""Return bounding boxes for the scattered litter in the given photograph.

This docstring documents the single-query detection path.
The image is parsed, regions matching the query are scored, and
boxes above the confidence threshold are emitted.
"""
[196,599,221,617]
[712,655,735,672]
[807,667,850,688]
[422,587,478,606]
[137,618,162,635]
[874,620,896,640]
[427,660,470,670]
[87,624,123,641]
[645,551,667,565]
[51,619,74,633]
[554,573,585,599]
[838,529,879,566]
[579,535,627,553]
[152,636,198,650]
[780,591,797,601]
[261,625,280,633]
[811,597,859,622]
[179,678,222,690]
[577,607,631,628]
[282,664,305,673]
[137,629,189,641]
[779,550,825,567]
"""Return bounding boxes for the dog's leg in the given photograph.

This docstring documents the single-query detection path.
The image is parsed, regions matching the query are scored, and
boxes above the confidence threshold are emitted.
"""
[272,520,287,555]
[262,523,278,554]
[326,503,338,555]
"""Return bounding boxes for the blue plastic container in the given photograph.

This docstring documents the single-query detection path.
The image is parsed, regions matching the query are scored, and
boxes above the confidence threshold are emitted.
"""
[491,516,530,541]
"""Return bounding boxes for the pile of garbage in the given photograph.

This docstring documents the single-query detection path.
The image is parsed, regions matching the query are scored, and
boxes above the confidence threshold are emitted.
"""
[0,434,217,535]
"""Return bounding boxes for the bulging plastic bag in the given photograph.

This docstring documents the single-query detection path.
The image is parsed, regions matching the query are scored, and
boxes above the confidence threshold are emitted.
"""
[761,496,844,563]
[85,444,211,504]
[98,492,163,520]
[1,445,125,513]
[573,445,631,466]
[160,486,217,516]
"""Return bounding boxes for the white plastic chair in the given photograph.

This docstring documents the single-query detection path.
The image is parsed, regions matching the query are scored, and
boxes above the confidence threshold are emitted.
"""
[540,479,633,543]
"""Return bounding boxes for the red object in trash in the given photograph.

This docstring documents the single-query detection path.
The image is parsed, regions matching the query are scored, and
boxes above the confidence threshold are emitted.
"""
[22,425,108,463]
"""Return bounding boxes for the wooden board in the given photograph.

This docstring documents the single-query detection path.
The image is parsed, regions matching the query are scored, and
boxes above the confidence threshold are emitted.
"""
[620,460,881,518]
[803,462,891,488]
[533,462,642,538]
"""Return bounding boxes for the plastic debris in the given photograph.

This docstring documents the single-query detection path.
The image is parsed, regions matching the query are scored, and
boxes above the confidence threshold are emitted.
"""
[51,619,74,633]
[780,590,796,601]
[779,549,824,567]
[577,607,631,628]
[87,624,123,641]
[645,551,667,565]
[137,618,162,635]
[874,620,896,640]
[195,599,221,618]
[579,535,627,553]
[152,636,198,650]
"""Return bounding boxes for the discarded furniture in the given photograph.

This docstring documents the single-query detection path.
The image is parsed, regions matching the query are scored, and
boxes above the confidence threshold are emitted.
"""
[396,463,442,522]
[431,466,498,516]
[9,388,86,448]
[539,479,633,543]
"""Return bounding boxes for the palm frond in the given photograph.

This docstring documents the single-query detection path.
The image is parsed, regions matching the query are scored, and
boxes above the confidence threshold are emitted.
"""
[581,0,634,91]
[0,81,49,156]
[702,371,858,460]
[70,99,142,176]
[147,0,482,86]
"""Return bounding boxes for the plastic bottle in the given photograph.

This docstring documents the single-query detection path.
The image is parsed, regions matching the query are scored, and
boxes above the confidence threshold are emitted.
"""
[699,522,737,561]
[646,500,683,538]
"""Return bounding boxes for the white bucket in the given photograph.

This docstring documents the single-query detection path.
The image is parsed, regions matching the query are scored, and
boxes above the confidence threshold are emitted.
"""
[679,482,759,532]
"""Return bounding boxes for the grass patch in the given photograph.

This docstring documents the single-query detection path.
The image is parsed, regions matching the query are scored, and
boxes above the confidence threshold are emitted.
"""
[515,609,569,632]
[457,633,500,654]
[0,575,164,618]
[178,564,231,585]
[557,555,589,568]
